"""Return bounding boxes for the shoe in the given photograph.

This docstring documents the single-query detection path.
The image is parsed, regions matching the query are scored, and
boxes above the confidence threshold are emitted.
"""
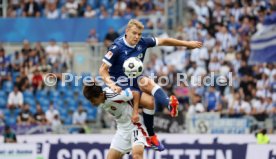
[150,135,165,151]
[169,95,179,117]
[145,137,152,148]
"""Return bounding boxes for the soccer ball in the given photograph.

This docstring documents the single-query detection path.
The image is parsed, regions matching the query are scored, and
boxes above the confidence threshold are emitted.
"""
[123,57,144,78]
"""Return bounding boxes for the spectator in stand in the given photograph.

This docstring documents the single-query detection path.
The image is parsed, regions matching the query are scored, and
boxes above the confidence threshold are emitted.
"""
[155,0,165,14]
[45,39,61,65]
[16,69,30,92]
[0,48,12,83]
[265,97,275,132]
[73,105,87,125]
[7,5,17,17]
[45,2,59,19]
[112,9,121,18]
[11,51,24,73]
[45,101,60,124]
[33,104,48,125]
[32,69,43,92]
[33,42,45,59]
[28,49,40,66]
[228,91,251,117]
[21,40,32,65]
[204,86,222,112]
[142,0,156,14]
[84,5,96,18]
[98,5,110,19]
[38,58,52,73]
[60,42,73,72]
[127,0,138,10]
[60,6,69,18]
[0,110,4,126]
[124,6,135,18]
[3,125,17,143]
[9,0,20,10]
[7,86,24,109]
[77,0,88,16]
[51,114,62,133]
[64,0,79,17]
[22,0,41,17]
[87,29,99,51]
[114,0,127,16]
[17,103,33,125]
[104,27,119,49]
[187,94,205,115]
[0,63,12,89]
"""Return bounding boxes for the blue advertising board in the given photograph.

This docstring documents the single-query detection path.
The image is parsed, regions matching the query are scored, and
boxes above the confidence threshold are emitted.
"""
[0,18,129,42]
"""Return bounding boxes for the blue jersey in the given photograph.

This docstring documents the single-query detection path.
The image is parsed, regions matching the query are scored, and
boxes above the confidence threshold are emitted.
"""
[102,35,158,80]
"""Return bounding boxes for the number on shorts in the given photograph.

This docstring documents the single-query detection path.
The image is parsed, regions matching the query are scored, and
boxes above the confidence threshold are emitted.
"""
[133,130,138,142]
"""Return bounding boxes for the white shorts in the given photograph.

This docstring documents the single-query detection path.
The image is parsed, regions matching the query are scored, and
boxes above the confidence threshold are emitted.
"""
[110,123,149,154]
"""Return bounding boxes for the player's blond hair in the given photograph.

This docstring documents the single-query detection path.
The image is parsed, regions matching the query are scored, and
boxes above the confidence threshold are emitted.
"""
[127,19,144,30]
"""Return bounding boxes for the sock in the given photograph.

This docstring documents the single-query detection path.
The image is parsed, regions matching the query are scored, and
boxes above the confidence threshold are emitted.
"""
[143,108,155,136]
[151,85,171,111]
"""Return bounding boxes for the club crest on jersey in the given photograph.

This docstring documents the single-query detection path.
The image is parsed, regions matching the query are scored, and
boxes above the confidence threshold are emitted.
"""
[137,45,142,51]
[111,106,117,110]
[105,51,113,59]
[137,53,143,59]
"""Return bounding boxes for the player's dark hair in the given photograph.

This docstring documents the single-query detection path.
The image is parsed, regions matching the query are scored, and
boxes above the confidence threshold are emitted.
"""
[83,82,103,100]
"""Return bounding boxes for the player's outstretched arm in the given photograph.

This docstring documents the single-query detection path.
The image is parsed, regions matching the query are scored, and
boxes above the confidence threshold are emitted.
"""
[99,63,122,93]
[157,38,202,49]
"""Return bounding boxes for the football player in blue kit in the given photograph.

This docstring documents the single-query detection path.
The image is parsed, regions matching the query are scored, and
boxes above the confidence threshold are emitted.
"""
[99,19,202,151]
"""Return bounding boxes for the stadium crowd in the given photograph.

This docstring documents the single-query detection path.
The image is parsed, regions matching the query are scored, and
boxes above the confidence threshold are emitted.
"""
[0,39,95,133]
[142,0,276,132]
[7,0,166,19]
[0,0,276,134]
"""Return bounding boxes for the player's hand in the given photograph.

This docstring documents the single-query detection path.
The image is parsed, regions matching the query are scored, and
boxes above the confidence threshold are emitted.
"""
[187,41,203,49]
[110,84,122,93]
[131,111,139,123]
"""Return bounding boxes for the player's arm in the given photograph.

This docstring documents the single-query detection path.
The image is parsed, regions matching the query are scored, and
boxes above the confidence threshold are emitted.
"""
[99,44,122,93]
[157,38,202,49]
[99,63,121,92]
[105,87,133,102]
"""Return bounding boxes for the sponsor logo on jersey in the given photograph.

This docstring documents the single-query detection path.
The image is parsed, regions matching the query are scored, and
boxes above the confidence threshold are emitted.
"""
[112,45,117,49]
[105,51,113,59]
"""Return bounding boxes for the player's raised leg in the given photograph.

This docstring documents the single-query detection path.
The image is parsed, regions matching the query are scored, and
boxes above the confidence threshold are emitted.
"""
[140,93,165,151]
[139,76,179,117]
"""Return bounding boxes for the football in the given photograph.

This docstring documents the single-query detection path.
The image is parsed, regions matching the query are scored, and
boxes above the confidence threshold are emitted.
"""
[123,57,144,78]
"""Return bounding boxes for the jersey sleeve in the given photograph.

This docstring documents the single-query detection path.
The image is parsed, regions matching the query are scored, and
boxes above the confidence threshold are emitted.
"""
[143,37,159,48]
[105,87,133,102]
[102,44,120,67]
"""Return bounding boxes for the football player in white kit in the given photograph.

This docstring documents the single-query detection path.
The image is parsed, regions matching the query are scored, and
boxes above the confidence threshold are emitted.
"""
[83,82,151,159]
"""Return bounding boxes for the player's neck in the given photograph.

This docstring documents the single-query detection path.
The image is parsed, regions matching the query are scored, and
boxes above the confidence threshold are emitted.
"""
[123,35,136,48]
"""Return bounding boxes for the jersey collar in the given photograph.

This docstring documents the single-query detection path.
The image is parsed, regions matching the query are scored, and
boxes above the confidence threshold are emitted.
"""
[123,35,136,48]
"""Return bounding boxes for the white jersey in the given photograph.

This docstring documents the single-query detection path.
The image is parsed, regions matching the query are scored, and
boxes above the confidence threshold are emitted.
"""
[99,87,149,154]
[99,87,138,132]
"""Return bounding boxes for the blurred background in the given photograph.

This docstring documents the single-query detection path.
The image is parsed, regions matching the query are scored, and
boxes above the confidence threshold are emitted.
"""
[0,0,275,158]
